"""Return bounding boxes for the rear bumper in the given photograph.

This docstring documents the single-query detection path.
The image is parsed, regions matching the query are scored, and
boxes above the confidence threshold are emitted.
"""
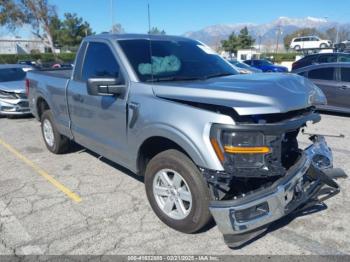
[0,98,31,115]
[209,136,343,247]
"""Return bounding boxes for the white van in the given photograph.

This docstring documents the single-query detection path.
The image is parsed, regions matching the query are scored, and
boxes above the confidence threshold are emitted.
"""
[290,36,332,50]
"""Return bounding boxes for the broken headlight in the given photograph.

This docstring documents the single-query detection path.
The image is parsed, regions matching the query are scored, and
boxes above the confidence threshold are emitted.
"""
[0,90,16,99]
[210,126,271,169]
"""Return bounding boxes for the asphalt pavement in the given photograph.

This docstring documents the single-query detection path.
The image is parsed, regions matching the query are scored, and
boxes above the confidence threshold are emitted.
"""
[0,113,349,255]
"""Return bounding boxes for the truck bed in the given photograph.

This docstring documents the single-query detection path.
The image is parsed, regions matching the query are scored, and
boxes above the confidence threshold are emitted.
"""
[31,69,72,79]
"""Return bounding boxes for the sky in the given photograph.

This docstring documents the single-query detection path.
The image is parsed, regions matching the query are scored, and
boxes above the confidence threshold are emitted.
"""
[2,0,350,38]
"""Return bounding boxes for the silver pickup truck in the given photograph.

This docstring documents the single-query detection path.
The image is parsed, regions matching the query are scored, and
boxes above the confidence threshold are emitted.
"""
[27,34,346,248]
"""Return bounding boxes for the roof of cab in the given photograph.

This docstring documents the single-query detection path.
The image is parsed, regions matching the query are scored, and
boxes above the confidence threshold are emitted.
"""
[84,33,196,42]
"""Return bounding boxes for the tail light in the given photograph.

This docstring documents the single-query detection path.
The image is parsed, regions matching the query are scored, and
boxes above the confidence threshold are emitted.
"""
[25,79,30,97]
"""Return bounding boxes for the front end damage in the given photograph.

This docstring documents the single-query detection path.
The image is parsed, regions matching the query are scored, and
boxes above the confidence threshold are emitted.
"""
[203,109,347,248]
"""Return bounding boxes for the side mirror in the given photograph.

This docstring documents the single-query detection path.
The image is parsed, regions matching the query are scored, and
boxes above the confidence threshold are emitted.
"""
[87,77,125,96]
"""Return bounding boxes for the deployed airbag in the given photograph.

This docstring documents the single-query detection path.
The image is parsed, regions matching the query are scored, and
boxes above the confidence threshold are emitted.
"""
[138,55,181,75]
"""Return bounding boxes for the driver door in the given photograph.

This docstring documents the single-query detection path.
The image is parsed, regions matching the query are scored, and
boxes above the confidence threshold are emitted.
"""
[67,40,130,166]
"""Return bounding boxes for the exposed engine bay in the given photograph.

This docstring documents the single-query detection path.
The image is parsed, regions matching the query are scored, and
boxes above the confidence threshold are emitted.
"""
[202,107,330,201]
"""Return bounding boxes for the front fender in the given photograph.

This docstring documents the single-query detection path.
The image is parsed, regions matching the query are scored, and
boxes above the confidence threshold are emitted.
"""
[131,122,225,172]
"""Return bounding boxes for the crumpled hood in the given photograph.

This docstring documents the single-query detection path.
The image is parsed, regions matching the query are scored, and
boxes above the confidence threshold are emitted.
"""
[0,80,25,93]
[152,73,326,115]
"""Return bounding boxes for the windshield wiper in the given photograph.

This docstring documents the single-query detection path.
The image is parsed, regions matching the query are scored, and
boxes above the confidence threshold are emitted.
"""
[146,76,203,82]
[201,72,235,80]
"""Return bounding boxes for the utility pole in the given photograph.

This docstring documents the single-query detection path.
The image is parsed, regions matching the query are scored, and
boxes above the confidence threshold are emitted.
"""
[258,35,262,52]
[147,3,151,34]
[275,25,282,54]
[336,23,340,43]
[111,0,115,33]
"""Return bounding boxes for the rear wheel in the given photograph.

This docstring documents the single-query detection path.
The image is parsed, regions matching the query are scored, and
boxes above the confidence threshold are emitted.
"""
[145,149,212,233]
[41,110,70,154]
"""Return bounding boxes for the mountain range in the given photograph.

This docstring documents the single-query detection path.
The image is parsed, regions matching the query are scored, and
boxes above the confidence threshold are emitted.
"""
[183,17,349,50]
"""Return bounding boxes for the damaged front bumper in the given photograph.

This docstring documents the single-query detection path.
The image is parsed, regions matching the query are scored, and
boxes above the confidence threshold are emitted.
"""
[0,97,31,115]
[209,136,346,248]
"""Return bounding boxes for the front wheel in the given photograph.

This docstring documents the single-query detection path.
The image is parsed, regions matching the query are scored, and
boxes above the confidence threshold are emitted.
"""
[320,43,328,49]
[145,149,212,233]
[294,45,301,51]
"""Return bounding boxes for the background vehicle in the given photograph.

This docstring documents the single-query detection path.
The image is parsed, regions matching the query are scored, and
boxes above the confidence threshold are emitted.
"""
[244,59,288,72]
[0,64,32,117]
[290,36,332,51]
[27,34,343,247]
[292,62,350,113]
[292,52,350,70]
[17,60,36,68]
[228,59,262,73]
[335,40,350,52]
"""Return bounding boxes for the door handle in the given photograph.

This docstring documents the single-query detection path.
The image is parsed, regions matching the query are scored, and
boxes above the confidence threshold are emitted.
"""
[72,94,84,103]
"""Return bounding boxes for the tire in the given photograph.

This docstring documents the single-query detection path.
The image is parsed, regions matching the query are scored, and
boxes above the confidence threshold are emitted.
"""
[294,45,301,51]
[145,149,212,233]
[41,110,70,154]
[320,43,327,49]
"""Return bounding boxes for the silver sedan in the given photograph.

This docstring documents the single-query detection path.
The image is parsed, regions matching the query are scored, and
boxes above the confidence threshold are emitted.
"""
[0,64,32,117]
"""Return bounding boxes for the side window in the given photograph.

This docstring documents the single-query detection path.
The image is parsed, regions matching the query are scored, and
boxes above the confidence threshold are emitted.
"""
[341,68,350,82]
[309,67,335,81]
[318,54,336,63]
[244,60,251,65]
[82,42,121,81]
[294,38,300,42]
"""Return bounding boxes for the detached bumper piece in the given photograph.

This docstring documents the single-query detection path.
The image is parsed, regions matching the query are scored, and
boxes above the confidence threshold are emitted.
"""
[209,136,347,248]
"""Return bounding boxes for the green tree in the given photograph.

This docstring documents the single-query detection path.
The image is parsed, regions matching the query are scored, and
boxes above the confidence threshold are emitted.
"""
[0,0,57,52]
[148,27,166,35]
[238,27,255,49]
[221,27,255,54]
[283,28,325,50]
[49,15,62,47]
[59,13,93,48]
[221,33,240,54]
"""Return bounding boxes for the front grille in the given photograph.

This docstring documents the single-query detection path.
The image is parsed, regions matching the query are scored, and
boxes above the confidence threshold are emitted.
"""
[16,93,27,99]
[18,101,29,108]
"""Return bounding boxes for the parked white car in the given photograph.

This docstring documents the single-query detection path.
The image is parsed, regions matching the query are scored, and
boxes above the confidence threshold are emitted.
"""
[290,36,332,51]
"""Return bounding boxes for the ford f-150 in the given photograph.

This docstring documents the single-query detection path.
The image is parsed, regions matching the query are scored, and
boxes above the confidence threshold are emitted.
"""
[27,34,346,247]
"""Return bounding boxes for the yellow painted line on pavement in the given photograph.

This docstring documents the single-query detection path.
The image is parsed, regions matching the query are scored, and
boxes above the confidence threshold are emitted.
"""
[0,138,82,203]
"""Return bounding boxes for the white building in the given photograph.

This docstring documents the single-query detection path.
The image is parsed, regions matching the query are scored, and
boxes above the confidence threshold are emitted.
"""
[236,49,260,62]
[0,37,46,54]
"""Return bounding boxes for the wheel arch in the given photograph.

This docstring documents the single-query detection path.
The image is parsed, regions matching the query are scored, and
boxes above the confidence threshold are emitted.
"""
[136,133,208,176]
[36,96,50,120]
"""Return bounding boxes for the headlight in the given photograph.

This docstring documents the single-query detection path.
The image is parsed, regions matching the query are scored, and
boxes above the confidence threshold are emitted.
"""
[304,79,327,105]
[210,126,271,168]
[0,90,16,99]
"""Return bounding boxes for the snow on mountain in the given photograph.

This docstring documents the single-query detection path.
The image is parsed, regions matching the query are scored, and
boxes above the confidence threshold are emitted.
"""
[183,17,344,49]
